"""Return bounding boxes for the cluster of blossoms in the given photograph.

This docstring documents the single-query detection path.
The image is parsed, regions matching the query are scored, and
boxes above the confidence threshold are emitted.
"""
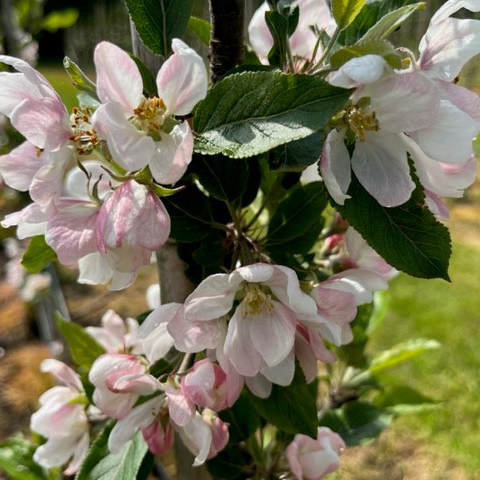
[1,0,478,478]
[30,225,392,476]
[250,0,480,216]
[0,38,207,290]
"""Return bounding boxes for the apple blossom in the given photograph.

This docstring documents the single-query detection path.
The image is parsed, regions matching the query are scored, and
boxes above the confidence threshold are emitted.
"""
[92,39,207,184]
[286,427,345,480]
[30,359,89,475]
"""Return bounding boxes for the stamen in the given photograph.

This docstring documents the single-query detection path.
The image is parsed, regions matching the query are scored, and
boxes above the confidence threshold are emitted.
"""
[345,106,379,142]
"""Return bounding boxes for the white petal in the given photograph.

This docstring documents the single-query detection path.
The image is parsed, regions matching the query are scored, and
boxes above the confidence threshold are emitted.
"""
[260,350,295,386]
[319,128,351,205]
[177,413,212,466]
[109,397,162,453]
[0,141,48,191]
[351,131,415,207]
[149,122,193,184]
[94,41,143,113]
[92,102,154,171]
[157,39,208,116]
[411,100,479,165]
[184,273,235,321]
[329,55,388,88]
[419,17,480,81]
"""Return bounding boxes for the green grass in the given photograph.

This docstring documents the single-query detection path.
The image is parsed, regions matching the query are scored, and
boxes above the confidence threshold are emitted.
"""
[39,65,84,111]
[369,241,480,474]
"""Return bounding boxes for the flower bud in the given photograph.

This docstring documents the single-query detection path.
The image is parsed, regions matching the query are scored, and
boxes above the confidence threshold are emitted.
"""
[286,427,345,480]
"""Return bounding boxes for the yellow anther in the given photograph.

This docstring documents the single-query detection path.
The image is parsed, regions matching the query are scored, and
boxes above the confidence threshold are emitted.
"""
[133,97,167,134]
[345,106,380,141]
[242,286,275,317]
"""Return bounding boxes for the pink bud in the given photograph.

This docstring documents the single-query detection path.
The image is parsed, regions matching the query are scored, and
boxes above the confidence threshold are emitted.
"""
[141,417,174,455]
[286,427,345,480]
[96,180,170,254]
[182,359,230,412]
[202,409,229,459]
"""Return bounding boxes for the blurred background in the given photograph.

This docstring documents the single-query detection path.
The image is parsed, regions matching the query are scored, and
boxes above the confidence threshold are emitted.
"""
[0,0,480,478]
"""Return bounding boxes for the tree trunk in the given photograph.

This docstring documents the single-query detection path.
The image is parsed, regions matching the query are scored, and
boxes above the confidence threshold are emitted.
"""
[0,0,19,57]
[209,0,246,82]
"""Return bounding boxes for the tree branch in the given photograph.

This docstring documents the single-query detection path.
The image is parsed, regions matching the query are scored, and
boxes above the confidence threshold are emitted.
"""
[209,0,246,82]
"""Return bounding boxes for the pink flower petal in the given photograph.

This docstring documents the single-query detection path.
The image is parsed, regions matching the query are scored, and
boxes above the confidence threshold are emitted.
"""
[156,39,208,116]
[92,102,154,172]
[94,41,143,113]
[0,141,48,191]
[150,121,194,185]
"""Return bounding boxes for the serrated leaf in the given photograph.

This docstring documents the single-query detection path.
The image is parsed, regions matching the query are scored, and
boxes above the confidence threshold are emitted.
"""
[360,3,425,41]
[330,39,401,69]
[320,401,393,446]
[249,364,317,437]
[188,16,210,45]
[265,6,299,67]
[76,423,148,480]
[56,314,106,369]
[369,338,440,374]
[125,0,194,56]
[0,435,47,480]
[21,235,57,273]
[332,0,367,29]
[267,182,327,255]
[332,174,452,280]
[163,184,214,242]
[192,155,249,202]
[194,71,351,159]
[128,53,157,97]
[269,131,324,171]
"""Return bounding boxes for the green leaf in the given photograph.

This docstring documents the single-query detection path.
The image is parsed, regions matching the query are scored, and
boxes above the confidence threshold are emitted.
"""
[330,39,402,69]
[269,131,324,171]
[320,401,393,446]
[21,235,57,274]
[369,338,441,374]
[360,3,425,42]
[192,233,225,267]
[194,71,351,159]
[41,8,78,32]
[76,423,148,480]
[125,0,194,56]
[64,56,97,97]
[56,313,106,370]
[249,363,317,437]
[267,182,327,255]
[192,155,249,202]
[332,0,367,29]
[339,0,418,45]
[128,54,157,97]
[206,446,247,480]
[218,391,261,443]
[0,435,47,480]
[163,184,213,242]
[188,16,210,45]
[332,173,452,280]
[374,385,437,415]
[265,6,299,67]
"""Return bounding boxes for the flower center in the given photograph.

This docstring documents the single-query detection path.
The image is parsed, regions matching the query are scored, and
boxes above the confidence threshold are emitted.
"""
[345,106,379,142]
[69,107,99,155]
[133,97,167,134]
[242,286,274,317]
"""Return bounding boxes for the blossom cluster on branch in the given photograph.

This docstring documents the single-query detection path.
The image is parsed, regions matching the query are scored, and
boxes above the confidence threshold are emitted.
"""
[0,0,479,478]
